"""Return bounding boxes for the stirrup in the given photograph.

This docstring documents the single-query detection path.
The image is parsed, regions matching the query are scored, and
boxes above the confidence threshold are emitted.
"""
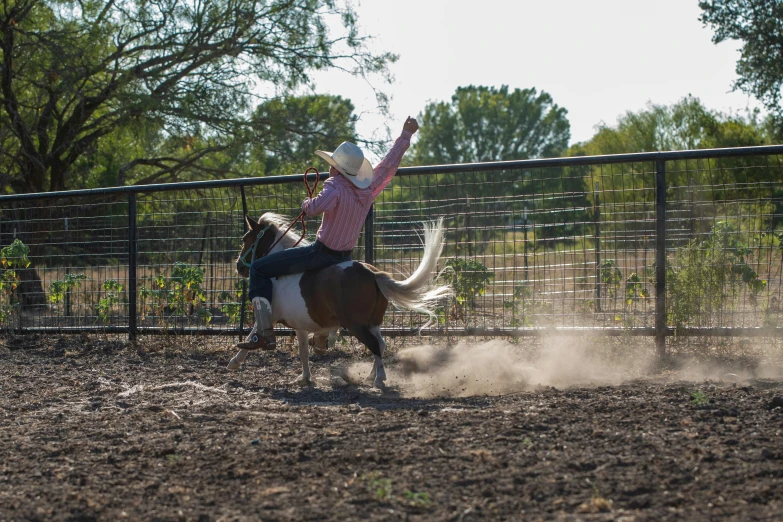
[236,332,277,351]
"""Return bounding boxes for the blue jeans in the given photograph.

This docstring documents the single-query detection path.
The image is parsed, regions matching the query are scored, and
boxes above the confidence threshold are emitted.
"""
[247,241,353,303]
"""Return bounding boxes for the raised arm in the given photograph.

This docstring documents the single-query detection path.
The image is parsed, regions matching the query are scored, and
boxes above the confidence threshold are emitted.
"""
[370,117,419,199]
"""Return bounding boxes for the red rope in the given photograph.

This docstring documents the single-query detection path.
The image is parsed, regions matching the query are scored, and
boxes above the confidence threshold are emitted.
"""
[266,167,321,253]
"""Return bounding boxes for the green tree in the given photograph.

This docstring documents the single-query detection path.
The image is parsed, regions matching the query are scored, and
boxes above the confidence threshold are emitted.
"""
[567,96,770,197]
[700,0,783,135]
[382,86,574,255]
[0,0,394,194]
[251,94,358,176]
[568,95,768,156]
[568,96,777,247]
[411,85,570,165]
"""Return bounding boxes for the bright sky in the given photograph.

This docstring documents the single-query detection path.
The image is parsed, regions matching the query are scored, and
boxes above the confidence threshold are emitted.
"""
[311,0,760,161]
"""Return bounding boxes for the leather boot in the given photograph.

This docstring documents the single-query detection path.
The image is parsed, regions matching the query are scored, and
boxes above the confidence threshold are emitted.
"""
[236,297,276,350]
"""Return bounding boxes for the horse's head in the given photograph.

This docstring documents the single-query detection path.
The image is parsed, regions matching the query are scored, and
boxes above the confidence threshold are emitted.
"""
[236,214,277,278]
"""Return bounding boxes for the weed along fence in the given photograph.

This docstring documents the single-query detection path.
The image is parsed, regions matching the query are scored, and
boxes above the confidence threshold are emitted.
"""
[1,144,783,353]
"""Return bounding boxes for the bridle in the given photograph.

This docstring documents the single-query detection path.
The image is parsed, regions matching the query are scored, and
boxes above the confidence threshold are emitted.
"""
[238,167,322,269]
[238,223,273,269]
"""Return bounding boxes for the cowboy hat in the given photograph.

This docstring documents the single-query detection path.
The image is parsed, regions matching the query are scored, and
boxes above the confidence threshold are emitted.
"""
[315,141,374,189]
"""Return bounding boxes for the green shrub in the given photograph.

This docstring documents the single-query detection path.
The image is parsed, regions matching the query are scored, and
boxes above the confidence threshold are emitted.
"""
[504,281,533,327]
[96,279,123,324]
[624,272,650,305]
[49,273,87,317]
[439,258,494,323]
[599,260,622,299]
[0,239,30,325]
[503,281,554,327]
[139,262,212,325]
[218,279,250,326]
[667,221,767,327]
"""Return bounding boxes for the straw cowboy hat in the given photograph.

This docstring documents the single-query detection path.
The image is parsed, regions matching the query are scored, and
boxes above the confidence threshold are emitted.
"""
[315,141,374,189]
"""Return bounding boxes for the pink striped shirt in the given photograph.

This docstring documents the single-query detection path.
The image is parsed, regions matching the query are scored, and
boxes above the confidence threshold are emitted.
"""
[301,130,412,251]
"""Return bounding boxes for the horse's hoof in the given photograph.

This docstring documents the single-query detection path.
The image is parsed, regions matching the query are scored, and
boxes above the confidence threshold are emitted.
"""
[373,377,387,390]
[291,373,314,387]
[227,359,242,370]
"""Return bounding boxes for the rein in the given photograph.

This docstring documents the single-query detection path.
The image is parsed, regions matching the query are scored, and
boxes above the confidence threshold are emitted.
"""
[267,167,321,252]
[240,167,321,268]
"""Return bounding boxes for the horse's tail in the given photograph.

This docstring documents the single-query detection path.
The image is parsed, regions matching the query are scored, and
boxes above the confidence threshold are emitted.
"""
[372,219,453,328]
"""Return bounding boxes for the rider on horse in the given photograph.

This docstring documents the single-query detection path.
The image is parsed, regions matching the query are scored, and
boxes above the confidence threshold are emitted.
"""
[238,116,420,351]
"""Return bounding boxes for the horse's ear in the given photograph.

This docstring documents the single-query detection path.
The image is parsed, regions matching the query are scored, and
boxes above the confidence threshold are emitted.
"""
[244,214,257,231]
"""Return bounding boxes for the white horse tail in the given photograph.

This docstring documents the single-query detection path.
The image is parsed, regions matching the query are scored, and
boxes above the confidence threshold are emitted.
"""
[372,218,453,328]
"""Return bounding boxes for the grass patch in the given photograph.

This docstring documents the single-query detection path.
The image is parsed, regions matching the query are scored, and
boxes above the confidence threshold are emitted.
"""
[690,391,709,406]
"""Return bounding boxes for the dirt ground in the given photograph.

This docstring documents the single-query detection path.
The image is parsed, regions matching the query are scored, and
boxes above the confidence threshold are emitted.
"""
[1,333,782,522]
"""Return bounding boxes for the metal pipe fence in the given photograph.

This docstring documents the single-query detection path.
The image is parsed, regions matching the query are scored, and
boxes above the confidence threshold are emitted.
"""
[2,144,783,353]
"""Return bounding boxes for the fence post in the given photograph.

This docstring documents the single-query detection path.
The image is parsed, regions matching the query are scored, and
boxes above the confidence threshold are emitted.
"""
[523,205,529,282]
[239,185,248,340]
[364,204,374,265]
[594,182,601,312]
[655,159,667,356]
[128,193,137,341]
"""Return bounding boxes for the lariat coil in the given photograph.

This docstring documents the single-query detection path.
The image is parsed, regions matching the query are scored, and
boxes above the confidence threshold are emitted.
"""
[265,166,321,253]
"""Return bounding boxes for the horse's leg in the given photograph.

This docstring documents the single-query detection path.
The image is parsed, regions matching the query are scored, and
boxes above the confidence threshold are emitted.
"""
[370,326,387,386]
[349,324,386,389]
[227,348,249,370]
[309,332,331,355]
[291,329,313,386]
[227,320,260,369]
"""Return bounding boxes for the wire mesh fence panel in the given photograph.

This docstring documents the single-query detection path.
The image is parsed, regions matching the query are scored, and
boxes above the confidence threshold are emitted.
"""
[374,161,657,334]
[665,155,783,331]
[1,146,782,341]
[134,187,246,333]
[0,195,131,331]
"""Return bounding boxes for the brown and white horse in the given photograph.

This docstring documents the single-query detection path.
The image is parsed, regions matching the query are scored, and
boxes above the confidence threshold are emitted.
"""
[228,213,452,388]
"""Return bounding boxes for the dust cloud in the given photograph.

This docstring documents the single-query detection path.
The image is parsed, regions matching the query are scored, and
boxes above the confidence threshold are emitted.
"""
[346,337,659,398]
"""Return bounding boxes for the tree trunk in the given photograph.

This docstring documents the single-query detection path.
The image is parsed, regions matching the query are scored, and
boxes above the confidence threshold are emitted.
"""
[17,267,46,309]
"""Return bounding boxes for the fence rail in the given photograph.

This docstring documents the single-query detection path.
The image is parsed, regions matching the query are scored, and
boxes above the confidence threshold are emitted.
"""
[2,144,783,353]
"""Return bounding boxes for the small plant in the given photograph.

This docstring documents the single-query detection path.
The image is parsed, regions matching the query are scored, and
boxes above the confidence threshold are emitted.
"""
[690,391,709,406]
[138,263,212,326]
[364,472,393,501]
[96,279,123,323]
[139,274,170,324]
[504,281,533,327]
[403,490,431,507]
[439,258,494,322]
[576,484,613,514]
[49,273,87,316]
[218,279,250,326]
[504,281,554,326]
[599,260,622,299]
[165,454,182,464]
[624,272,649,305]
[0,239,31,325]
[49,273,87,304]
[169,262,208,318]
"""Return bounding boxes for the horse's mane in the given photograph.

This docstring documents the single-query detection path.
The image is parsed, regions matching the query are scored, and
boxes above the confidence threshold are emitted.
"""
[259,212,312,248]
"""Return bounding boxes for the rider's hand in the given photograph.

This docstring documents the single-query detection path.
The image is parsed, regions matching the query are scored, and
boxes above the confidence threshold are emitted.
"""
[402,116,419,135]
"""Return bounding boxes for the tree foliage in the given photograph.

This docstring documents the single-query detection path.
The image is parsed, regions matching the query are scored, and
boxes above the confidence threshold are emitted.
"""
[700,0,783,133]
[0,0,394,194]
[251,94,358,176]
[568,96,779,242]
[410,85,570,165]
[569,95,768,156]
